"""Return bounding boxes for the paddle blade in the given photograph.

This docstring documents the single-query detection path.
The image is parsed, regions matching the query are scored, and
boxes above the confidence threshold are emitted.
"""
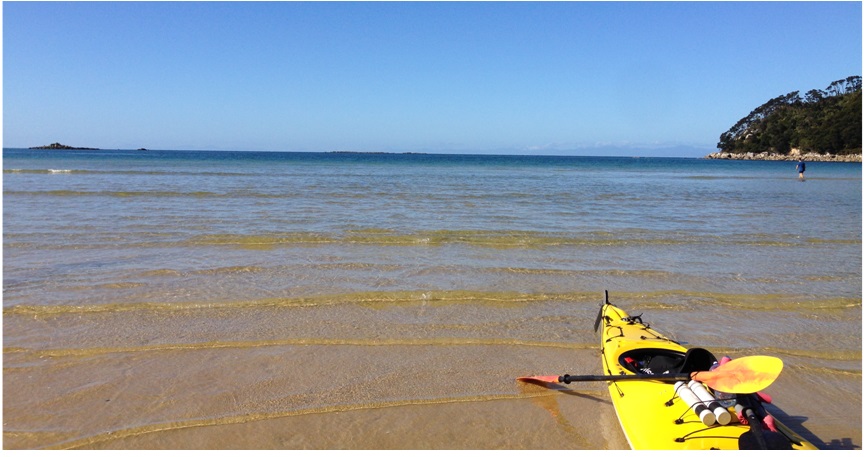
[693,355,783,393]
[517,375,560,384]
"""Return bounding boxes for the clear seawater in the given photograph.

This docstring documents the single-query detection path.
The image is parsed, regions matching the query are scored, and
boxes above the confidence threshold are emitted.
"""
[3,149,861,449]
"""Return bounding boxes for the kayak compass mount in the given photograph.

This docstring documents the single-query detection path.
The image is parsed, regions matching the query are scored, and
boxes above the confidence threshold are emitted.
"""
[597,291,679,344]
[621,313,644,324]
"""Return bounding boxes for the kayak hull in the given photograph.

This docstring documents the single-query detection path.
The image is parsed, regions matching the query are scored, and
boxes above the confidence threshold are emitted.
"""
[598,301,817,450]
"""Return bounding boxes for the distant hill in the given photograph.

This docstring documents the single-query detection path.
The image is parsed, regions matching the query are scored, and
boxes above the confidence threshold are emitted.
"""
[717,76,861,156]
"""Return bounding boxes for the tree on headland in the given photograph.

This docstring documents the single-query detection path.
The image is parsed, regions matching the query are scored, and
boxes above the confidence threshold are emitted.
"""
[717,76,862,156]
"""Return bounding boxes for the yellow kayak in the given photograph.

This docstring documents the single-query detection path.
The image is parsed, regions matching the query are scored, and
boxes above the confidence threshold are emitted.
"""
[595,293,818,450]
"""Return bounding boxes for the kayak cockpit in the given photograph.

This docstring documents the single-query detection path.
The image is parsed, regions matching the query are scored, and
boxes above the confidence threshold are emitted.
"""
[618,347,717,376]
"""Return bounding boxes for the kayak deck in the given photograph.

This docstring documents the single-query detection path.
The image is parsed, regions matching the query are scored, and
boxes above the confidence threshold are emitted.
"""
[597,299,817,450]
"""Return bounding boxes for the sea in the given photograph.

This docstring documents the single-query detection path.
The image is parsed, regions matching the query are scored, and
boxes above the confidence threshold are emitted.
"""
[3,148,861,449]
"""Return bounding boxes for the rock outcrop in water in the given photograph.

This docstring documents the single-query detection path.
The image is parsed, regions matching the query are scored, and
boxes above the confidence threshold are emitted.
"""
[30,142,99,150]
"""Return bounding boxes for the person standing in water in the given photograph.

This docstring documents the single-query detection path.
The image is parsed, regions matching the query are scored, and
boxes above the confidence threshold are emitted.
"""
[796,160,806,180]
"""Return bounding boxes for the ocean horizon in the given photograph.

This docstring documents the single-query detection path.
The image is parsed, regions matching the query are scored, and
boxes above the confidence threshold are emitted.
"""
[16,142,721,157]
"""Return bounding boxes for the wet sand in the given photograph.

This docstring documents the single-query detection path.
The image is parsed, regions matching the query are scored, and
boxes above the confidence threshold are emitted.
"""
[4,294,860,450]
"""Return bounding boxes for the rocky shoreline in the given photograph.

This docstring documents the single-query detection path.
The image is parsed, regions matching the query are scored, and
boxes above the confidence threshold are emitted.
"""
[706,149,861,162]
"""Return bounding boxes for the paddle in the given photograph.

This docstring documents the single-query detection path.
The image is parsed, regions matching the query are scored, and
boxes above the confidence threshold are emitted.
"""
[518,355,783,394]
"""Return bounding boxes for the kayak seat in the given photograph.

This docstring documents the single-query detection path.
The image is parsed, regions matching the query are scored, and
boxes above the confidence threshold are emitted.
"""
[678,347,717,374]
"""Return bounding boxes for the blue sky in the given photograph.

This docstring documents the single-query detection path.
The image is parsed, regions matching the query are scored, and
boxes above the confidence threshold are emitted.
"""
[4,1,862,156]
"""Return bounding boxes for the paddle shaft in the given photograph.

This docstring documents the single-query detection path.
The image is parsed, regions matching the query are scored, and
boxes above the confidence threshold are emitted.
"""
[559,373,692,384]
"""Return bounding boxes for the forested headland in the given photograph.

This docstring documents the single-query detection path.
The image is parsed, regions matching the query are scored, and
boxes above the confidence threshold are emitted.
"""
[708,76,861,161]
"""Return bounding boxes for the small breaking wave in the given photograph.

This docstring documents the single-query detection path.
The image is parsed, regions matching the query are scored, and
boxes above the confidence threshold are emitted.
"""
[4,289,859,316]
[4,168,255,176]
[5,228,859,251]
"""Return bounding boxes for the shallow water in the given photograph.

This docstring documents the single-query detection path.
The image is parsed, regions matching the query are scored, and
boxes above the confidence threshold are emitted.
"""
[3,150,861,449]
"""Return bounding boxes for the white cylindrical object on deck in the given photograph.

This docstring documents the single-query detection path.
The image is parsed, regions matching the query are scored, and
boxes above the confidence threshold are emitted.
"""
[675,381,715,426]
[688,380,732,425]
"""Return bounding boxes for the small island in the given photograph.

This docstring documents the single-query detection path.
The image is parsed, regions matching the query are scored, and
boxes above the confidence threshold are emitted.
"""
[30,142,99,150]
[707,76,861,162]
